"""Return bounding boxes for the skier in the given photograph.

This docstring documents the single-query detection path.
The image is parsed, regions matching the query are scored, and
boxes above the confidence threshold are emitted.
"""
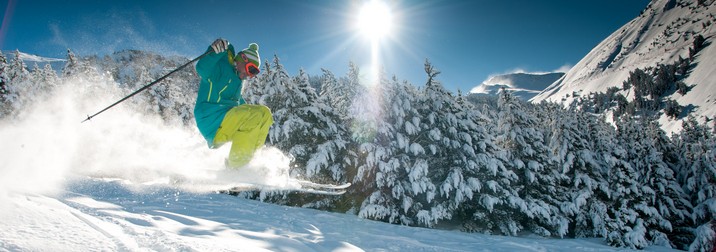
[194,38,273,168]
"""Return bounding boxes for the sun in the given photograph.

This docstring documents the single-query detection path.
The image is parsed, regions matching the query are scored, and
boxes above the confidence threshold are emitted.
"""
[357,0,393,41]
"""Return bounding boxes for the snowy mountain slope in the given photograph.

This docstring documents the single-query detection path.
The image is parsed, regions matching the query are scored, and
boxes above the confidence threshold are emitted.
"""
[531,0,716,131]
[470,72,564,100]
[0,177,680,251]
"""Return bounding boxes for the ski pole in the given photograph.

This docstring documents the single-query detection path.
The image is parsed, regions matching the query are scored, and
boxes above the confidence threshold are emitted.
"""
[81,51,210,123]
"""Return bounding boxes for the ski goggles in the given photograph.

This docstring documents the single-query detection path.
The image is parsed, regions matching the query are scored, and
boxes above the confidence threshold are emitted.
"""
[239,53,260,78]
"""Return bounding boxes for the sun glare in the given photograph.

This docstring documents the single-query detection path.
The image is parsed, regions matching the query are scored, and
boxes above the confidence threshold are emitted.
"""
[357,0,393,41]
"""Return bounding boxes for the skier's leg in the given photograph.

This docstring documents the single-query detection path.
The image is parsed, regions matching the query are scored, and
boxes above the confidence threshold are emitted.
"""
[215,104,273,168]
[252,105,273,150]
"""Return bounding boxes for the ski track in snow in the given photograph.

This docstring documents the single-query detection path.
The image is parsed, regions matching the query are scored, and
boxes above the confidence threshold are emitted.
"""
[0,177,680,252]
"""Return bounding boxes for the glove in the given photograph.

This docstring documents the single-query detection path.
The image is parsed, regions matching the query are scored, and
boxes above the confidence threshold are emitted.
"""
[211,39,229,54]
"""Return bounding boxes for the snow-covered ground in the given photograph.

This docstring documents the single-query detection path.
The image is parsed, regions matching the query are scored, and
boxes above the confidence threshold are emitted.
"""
[0,176,681,252]
[0,80,681,252]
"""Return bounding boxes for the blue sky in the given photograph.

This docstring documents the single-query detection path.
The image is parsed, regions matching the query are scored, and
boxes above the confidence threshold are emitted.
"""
[1,0,650,92]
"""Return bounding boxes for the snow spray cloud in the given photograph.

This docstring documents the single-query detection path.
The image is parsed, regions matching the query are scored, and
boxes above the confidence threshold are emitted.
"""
[48,9,199,58]
[0,73,292,195]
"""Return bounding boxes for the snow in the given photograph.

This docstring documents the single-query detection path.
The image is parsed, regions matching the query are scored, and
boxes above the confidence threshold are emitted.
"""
[4,178,676,252]
[0,77,681,252]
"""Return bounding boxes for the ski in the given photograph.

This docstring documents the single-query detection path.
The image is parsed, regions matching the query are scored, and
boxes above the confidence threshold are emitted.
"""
[85,175,352,196]
[289,179,352,190]
[222,183,347,196]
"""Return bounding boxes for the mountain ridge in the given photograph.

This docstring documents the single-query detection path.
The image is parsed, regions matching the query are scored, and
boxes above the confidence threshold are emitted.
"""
[470,72,564,101]
[531,0,715,133]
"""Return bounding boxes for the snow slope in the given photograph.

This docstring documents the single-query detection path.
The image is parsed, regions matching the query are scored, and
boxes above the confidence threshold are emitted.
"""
[0,177,681,252]
[470,72,564,101]
[531,0,716,132]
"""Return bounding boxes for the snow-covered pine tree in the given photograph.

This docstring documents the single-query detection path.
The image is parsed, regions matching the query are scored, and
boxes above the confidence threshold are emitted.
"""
[319,66,346,117]
[598,119,652,249]
[358,74,437,226]
[644,120,694,249]
[427,87,516,235]
[452,91,510,234]
[160,65,199,126]
[349,68,382,144]
[495,88,569,237]
[617,118,692,249]
[60,49,107,100]
[41,63,60,89]
[293,68,350,182]
[321,61,361,123]
[316,68,364,187]
[0,51,10,117]
[317,68,338,105]
[29,63,60,101]
[675,116,716,252]
[546,106,611,239]
[128,54,165,116]
[61,49,81,78]
[399,60,473,228]
[2,50,32,116]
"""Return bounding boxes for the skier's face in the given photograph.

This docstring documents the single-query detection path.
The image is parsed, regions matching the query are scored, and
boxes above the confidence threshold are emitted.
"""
[234,60,249,80]
[234,53,260,80]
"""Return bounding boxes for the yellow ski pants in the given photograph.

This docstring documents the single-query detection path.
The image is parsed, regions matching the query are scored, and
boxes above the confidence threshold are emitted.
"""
[213,104,273,168]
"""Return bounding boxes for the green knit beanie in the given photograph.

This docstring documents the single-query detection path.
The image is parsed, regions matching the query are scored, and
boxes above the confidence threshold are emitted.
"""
[240,43,261,68]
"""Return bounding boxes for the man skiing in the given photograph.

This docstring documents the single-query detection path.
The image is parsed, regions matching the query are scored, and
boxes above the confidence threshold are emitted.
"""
[194,38,273,168]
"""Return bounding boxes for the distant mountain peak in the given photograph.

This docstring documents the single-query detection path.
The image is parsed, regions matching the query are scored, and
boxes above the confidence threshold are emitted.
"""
[470,72,564,101]
[4,51,66,63]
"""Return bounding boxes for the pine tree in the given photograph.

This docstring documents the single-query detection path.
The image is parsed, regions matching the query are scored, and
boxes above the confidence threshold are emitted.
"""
[3,50,32,115]
[321,61,361,121]
[495,88,569,237]
[0,51,10,117]
[603,149,645,248]
[675,116,716,252]
[61,49,80,78]
[617,118,692,248]
[60,48,105,98]
[28,63,55,101]
[161,69,199,125]
[595,118,656,249]
[549,108,611,239]
[406,60,491,227]
[318,67,345,115]
[459,93,517,235]
[41,63,60,89]
[358,75,434,226]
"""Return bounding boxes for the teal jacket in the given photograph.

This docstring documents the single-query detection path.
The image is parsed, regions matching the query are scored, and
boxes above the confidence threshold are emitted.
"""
[194,45,245,147]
